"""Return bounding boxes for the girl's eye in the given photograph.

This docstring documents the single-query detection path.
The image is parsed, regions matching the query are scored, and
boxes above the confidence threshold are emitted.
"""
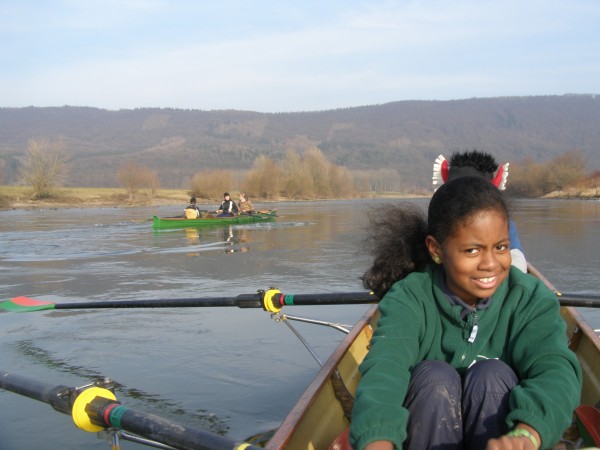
[496,244,509,251]
[466,248,479,255]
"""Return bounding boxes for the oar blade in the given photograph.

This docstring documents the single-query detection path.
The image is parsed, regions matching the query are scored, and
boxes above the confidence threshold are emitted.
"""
[0,296,57,312]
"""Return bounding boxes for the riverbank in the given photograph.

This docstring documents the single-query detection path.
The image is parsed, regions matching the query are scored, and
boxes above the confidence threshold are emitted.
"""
[2,185,597,211]
[0,186,385,211]
[542,187,600,199]
[0,186,191,211]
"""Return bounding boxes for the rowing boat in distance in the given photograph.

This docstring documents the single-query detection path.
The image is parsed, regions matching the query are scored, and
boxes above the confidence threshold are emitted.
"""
[265,264,600,449]
[152,210,277,230]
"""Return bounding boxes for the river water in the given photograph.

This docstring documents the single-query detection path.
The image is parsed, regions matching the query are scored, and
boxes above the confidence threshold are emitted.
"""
[1,198,599,450]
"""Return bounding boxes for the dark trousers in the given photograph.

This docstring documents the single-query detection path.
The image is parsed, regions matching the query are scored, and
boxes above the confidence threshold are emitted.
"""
[403,359,517,450]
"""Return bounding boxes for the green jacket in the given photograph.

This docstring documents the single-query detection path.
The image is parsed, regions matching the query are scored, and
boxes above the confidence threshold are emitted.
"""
[350,266,582,450]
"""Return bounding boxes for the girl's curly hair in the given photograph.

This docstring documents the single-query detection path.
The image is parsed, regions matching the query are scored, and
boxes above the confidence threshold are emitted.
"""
[362,177,509,298]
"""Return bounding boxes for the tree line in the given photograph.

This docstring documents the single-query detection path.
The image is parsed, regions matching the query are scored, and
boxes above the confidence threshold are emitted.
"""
[3,97,600,190]
[507,150,594,196]
[11,137,599,201]
[187,147,404,201]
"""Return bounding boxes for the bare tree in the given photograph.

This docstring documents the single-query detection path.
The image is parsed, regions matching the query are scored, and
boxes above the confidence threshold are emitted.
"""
[276,148,360,199]
[242,155,281,199]
[117,160,160,200]
[190,169,235,201]
[510,150,589,197]
[303,147,331,198]
[328,165,355,198]
[0,159,6,185]
[547,150,587,191]
[19,137,70,199]
[279,150,314,198]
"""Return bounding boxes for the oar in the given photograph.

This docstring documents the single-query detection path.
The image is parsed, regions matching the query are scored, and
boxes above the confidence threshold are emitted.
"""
[554,293,600,308]
[2,290,599,313]
[0,290,378,313]
[526,262,600,307]
[0,370,260,450]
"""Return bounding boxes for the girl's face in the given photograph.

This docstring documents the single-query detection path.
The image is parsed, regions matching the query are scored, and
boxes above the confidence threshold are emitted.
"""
[426,210,511,306]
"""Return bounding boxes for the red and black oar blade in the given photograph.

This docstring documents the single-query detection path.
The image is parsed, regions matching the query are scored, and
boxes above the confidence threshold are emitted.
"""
[0,296,57,312]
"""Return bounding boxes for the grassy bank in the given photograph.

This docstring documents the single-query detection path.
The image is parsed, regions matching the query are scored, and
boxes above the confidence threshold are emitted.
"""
[542,187,600,199]
[0,186,191,210]
[1,186,428,211]
[2,185,597,211]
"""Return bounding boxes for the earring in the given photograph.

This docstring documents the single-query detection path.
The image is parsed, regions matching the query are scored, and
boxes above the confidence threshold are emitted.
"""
[433,255,441,264]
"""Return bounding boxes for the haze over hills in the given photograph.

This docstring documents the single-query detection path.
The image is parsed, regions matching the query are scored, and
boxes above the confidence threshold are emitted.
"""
[1,94,599,190]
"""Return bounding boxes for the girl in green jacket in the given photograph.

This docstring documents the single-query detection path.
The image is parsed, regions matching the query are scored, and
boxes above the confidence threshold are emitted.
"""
[351,176,581,450]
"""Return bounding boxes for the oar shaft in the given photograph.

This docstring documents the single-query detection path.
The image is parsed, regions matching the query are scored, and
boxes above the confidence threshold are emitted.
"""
[0,370,260,450]
[53,294,262,310]
[106,406,256,450]
[50,292,378,310]
[0,371,73,415]
[557,294,600,308]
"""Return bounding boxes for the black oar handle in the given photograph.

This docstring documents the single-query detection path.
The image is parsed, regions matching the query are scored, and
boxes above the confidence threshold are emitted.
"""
[557,294,600,308]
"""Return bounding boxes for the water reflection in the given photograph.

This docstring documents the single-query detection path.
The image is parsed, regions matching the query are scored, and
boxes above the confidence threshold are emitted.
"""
[179,225,252,254]
[217,226,251,253]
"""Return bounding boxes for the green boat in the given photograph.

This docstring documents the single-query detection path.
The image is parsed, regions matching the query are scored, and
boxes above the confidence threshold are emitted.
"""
[152,210,277,230]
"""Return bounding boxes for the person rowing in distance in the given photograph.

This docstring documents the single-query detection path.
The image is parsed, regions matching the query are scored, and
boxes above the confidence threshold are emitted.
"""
[216,192,239,217]
[184,197,201,219]
[238,192,255,215]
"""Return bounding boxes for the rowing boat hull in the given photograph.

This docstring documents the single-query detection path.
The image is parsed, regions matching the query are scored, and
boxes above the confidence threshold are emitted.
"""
[152,211,277,230]
[266,267,600,450]
[265,305,378,450]
[528,265,600,408]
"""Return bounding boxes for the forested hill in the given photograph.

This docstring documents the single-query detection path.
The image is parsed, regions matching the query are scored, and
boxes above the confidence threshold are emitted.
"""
[1,94,599,189]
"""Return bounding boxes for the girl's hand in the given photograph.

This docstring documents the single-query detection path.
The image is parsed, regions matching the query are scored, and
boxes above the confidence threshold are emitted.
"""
[364,441,393,450]
[486,424,540,450]
[486,435,534,449]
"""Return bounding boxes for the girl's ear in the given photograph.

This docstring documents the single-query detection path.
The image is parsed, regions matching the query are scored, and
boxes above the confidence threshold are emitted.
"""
[425,235,441,262]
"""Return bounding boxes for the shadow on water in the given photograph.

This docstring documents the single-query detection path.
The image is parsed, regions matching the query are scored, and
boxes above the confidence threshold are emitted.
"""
[14,339,230,436]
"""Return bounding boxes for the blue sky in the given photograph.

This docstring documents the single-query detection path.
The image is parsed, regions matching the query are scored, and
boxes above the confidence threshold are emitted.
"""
[2,0,599,112]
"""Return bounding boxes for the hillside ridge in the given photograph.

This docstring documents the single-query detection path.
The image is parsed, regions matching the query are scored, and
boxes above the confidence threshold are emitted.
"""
[1,94,599,189]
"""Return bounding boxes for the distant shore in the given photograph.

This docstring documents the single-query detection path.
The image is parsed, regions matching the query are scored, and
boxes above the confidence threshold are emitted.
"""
[542,187,600,200]
[0,187,190,211]
[1,186,598,211]
[0,187,399,211]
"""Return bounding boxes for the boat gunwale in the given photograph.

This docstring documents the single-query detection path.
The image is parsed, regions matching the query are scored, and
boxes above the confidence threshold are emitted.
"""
[528,262,600,362]
[265,304,378,450]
